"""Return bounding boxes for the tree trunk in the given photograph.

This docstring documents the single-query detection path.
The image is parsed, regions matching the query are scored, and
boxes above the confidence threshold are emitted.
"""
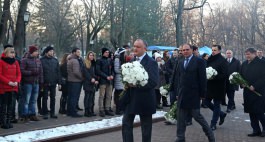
[13,0,30,56]
[0,0,11,45]
[119,0,126,48]
[176,0,184,47]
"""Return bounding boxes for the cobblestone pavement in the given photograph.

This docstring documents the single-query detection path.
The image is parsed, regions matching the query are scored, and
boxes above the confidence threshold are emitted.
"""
[0,89,265,142]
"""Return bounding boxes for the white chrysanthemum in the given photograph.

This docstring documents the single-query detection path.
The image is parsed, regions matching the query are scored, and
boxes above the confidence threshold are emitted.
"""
[121,61,149,87]
[206,66,218,80]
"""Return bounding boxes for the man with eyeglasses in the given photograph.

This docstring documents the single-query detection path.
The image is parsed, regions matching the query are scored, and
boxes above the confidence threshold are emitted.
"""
[205,45,228,131]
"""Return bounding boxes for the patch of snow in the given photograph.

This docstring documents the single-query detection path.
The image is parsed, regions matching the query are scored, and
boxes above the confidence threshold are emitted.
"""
[0,111,167,142]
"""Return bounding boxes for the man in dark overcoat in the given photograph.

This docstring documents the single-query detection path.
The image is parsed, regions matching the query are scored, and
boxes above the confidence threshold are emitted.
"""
[240,48,265,137]
[121,39,159,142]
[225,50,241,113]
[205,45,228,130]
[175,44,215,142]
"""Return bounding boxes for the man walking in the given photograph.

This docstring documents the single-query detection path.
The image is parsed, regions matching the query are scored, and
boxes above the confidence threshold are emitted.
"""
[205,45,228,130]
[175,44,215,142]
[241,48,265,137]
[40,46,61,119]
[121,39,159,142]
[225,50,241,113]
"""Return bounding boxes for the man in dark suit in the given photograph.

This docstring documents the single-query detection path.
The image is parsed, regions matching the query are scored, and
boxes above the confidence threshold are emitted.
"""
[205,45,228,131]
[175,44,215,142]
[241,48,265,137]
[225,50,241,113]
[257,50,265,60]
[121,39,159,142]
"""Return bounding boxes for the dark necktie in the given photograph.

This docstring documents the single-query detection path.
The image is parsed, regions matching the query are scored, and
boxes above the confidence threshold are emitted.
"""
[184,58,189,69]
[228,58,231,63]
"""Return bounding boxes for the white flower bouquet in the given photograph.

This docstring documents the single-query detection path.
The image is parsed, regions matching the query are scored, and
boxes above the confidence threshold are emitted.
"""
[164,101,177,124]
[206,67,218,80]
[119,61,149,98]
[229,72,261,96]
[159,84,170,97]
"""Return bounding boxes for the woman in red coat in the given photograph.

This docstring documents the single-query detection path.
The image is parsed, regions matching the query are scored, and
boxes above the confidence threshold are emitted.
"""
[0,47,21,129]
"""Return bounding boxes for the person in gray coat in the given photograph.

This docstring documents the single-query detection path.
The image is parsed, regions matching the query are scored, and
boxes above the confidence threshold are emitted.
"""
[113,48,126,115]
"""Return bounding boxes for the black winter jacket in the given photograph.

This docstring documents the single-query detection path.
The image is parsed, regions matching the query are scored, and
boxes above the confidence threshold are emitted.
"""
[206,53,228,99]
[40,56,62,85]
[96,57,114,85]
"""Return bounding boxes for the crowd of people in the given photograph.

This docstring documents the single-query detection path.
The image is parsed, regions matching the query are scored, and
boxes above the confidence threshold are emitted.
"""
[0,39,265,142]
[0,43,136,129]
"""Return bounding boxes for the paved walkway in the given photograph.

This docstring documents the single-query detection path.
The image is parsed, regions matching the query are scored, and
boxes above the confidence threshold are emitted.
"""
[0,89,265,142]
[69,90,265,142]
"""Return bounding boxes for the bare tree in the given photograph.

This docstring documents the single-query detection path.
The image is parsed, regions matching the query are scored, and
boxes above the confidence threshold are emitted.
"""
[0,0,11,45]
[170,0,207,47]
[82,0,110,52]
[13,0,30,56]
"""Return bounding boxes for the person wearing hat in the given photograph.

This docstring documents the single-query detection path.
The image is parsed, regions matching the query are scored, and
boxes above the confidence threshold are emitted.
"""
[39,46,61,119]
[154,52,167,109]
[20,45,43,122]
[96,47,115,117]
[113,47,126,115]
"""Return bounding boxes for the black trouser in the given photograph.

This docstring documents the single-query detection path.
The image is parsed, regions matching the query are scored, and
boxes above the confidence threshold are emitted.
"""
[37,88,44,114]
[84,90,95,113]
[155,89,161,105]
[11,90,20,119]
[226,90,235,109]
[176,108,215,142]
[67,82,82,116]
[114,89,123,112]
[0,92,15,126]
[42,85,56,115]
[249,113,265,133]
[122,113,152,142]
[59,83,68,112]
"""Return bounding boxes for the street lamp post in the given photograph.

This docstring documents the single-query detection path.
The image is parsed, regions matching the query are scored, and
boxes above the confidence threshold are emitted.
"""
[24,11,30,52]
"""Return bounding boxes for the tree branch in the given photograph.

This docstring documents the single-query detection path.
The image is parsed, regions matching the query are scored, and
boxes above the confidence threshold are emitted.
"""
[184,0,207,11]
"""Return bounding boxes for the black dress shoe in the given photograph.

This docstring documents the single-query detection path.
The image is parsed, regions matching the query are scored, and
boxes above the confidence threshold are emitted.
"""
[11,118,18,123]
[50,115,58,119]
[219,113,227,125]
[105,110,114,116]
[163,104,170,107]
[210,125,217,131]
[71,113,82,118]
[247,132,261,137]
[76,107,83,111]
[260,131,265,137]
[231,106,236,110]
[226,109,231,113]
[186,121,192,126]
[156,105,163,109]
[201,104,208,108]
[221,103,228,106]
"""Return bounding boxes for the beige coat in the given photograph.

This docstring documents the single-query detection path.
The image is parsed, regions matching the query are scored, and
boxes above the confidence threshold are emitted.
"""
[67,54,83,82]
